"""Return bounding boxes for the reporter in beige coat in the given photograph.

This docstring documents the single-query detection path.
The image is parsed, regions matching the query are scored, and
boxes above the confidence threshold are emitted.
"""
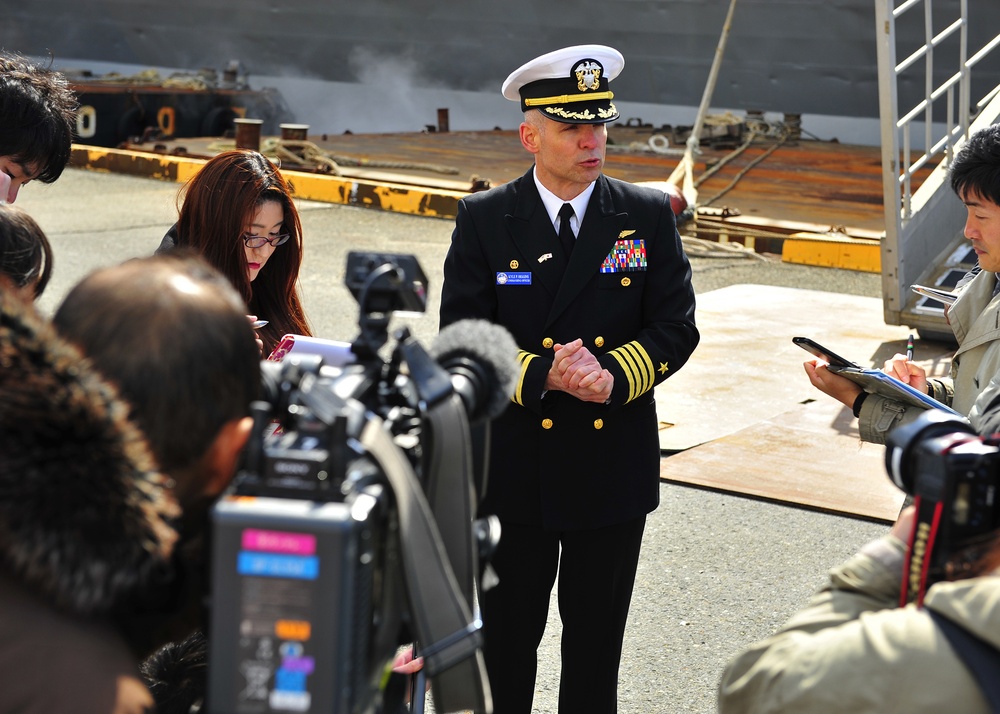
[804,124,1000,444]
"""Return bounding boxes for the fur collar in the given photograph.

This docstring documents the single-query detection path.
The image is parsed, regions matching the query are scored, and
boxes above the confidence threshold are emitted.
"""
[0,286,180,615]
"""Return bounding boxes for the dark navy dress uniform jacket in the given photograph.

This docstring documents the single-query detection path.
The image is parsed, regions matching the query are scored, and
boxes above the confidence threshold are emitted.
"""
[440,167,699,531]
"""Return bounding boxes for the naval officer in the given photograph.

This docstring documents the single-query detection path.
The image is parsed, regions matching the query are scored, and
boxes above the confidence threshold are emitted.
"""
[439,44,699,713]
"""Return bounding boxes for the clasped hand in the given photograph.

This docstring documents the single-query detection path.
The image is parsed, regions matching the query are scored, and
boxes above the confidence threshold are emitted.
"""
[804,351,928,408]
[545,338,613,403]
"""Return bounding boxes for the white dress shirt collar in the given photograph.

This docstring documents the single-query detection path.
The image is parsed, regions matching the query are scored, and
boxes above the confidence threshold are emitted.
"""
[532,168,596,237]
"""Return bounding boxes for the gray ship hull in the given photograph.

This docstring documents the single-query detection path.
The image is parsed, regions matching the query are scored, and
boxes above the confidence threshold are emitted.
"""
[6,0,1000,129]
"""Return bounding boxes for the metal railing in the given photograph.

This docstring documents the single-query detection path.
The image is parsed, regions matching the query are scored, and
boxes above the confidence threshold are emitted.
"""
[875,0,1000,327]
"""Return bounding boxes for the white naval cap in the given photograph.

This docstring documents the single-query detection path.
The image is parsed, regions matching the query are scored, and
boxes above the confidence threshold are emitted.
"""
[501,44,624,124]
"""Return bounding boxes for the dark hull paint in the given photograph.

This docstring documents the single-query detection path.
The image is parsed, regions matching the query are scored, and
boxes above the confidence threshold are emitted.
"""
[6,0,1000,120]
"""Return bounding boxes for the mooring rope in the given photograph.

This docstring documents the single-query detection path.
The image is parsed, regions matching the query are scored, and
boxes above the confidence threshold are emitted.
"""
[688,217,796,242]
[270,138,461,176]
[693,129,760,188]
[697,128,790,207]
[680,235,770,261]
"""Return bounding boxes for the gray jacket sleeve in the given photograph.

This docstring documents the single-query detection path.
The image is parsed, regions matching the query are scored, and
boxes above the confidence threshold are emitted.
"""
[857,378,953,444]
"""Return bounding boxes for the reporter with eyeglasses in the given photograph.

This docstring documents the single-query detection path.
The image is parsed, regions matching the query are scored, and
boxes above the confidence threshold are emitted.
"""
[156,149,312,355]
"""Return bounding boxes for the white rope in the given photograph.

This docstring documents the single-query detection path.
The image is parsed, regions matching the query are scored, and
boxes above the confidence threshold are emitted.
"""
[680,235,770,261]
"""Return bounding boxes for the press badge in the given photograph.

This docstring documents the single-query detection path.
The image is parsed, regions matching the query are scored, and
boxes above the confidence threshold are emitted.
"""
[496,272,532,285]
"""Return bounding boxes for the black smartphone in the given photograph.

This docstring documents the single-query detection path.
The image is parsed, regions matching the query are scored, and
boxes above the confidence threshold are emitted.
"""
[792,336,861,371]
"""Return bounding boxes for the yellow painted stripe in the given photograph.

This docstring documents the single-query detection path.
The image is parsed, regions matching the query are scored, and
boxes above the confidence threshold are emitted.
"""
[781,232,881,273]
[282,169,466,219]
[69,145,466,220]
[70,145,204,184]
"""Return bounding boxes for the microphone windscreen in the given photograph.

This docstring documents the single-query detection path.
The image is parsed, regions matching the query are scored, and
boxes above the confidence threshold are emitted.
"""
[431,319,519,420]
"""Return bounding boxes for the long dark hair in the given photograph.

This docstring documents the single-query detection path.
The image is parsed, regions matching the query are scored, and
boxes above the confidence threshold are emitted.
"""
[173,150,311,354]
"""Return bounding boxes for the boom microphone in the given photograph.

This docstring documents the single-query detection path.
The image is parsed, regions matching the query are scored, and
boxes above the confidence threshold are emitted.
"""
[431,319,519,423]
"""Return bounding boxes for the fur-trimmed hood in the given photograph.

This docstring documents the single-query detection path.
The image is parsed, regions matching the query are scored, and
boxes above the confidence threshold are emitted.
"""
[0,285,180,616]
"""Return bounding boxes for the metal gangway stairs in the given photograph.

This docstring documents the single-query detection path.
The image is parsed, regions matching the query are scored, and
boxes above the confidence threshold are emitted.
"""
[876,0,1000,340]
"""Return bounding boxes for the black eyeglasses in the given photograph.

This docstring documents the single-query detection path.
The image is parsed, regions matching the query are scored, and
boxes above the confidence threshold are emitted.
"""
[242,232,290,249]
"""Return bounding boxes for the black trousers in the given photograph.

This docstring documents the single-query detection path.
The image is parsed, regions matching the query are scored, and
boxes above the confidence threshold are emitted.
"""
[481,515,647,714]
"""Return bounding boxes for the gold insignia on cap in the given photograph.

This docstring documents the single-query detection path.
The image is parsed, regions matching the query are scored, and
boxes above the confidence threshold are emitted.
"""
[619,230,636,239]
[621,277,631,287]
[595,336,605,347]
[575,60,602,91]
[542,337,554,349]
[545,106,595,121]
[659,362,669,375]
[502,46,624,125]
[544,104,618,121]
[510,260,519,269]
[542,418,553,430]
[593,419,604,430]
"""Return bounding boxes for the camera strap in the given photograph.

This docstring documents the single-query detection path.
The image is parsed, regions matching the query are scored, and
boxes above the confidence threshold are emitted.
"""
[901,495,944,606]
[358,410,492,714]
[423,394,479,609]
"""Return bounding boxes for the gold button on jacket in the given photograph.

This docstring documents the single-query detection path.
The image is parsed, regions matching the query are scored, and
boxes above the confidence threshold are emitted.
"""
[594,419,604,430]
[542,418,553,429]
[542,337,554,349]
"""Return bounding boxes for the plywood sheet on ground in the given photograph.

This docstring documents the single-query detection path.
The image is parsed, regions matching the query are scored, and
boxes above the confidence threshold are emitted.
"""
[659,399,906,522]
[654,284,955,521]
[654,284,955,452]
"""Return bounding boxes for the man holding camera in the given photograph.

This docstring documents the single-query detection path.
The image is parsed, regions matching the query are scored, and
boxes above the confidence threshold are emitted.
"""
[718,495,1000,712]
[440,45,699,713]
[805,124,1000,444]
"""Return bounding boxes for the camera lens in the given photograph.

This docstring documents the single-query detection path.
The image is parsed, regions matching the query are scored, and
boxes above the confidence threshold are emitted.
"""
[884,409,976,493]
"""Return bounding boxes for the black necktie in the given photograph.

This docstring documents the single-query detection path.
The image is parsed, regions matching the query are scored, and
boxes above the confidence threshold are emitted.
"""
[558,203,575,258]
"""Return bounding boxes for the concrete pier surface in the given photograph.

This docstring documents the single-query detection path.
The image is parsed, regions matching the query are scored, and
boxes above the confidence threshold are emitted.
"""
[20,168,909,713]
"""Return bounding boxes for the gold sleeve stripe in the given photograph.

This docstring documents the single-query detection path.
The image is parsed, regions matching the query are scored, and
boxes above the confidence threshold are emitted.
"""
[513,350,537,406]
[608,341,655,403]
[608,348,640,402]
[625,341,656,395]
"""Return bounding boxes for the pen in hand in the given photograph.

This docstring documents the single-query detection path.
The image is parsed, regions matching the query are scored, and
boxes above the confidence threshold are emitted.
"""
[906,333,914,362]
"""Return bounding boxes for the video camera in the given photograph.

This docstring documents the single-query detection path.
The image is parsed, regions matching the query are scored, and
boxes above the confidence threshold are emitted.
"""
[885,409,1000,605]
[206,252,516,713]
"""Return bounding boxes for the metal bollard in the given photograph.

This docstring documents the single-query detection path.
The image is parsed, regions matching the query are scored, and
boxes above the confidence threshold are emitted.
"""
[234,118,263,150]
